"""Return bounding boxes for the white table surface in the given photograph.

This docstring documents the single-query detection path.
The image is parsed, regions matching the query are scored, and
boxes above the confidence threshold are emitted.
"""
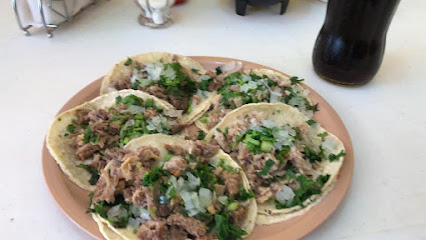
[1,0,425,239]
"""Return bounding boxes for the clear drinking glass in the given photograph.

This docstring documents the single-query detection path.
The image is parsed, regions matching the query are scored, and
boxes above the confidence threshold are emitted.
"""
[135,0,175,28]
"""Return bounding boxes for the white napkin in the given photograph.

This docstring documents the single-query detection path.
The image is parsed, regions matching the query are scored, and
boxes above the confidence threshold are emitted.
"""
[14,0,93,28]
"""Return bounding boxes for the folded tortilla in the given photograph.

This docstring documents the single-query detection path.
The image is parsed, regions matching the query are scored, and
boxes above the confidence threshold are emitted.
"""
[205,103,345,225]
[93,134,258,240]
[195,68,316,133]
[46,90,175,191]
[100,52,214,124]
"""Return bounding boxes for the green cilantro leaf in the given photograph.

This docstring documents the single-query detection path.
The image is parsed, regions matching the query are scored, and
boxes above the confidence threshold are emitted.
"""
[124,57,132,66]
[76,164,99,185]
[197,130,206,140]
[214,212,247,240]
[317,132,328,137]
[290,76,304,85]
[257,159,274,176]
[306,119,316,126]
[66,124,76,134]
[329,150,346,161]
[215,66,223,75]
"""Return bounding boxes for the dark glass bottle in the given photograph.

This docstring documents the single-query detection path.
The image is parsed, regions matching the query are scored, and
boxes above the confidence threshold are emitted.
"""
[312,0,400,85]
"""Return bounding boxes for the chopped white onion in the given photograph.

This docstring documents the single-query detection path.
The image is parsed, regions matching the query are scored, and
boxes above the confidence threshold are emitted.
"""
[271,125,296,150]
[222,61,243,74]
[270,91,282,103]
[146,120,156,131]
[322,136,338,155]
[163,65,176,79]
[196,74,211,82]
[130,68,140,84]
[129,205,141,216]
[186,172,200,190]
[275,185,295,204]
[196,89,210,99]
[218,196,228,205]
[128,217,138,229]
[198,188,212,208]
[128,217,147,230]
[262,120,279,128]
[145,62,164,81]
[151,116,162,125]
[283,125,296,136]
[241,74,252,82]
[107,205,127,219]
[181,191,194,214]
[140,209,151,220]
[146,116,164,132]
[123,105,145,114]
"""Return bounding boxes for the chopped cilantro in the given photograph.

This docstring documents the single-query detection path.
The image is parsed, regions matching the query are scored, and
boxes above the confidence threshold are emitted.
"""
[293,127,303,141]
[293,174,325,202]
[329,150,346,161]
[199,78,212,91]
[168,187,177,199]
[235,186,256,201]
[197,130,206,140]
[164,153,173,162]
[158,63,196,97]
[143,167,167,187]
[257,159,274,176]
[215,66,223,75]
[66,124,76,134]
[214,212,247,240]
[304,146,322,163]
[290,76,304,85]
[91,201,108,218]
[144,98,154,108]
[317,174,330,185]
[124,57,132,66]
[317,132,328,137]
[216,127,229,138]
[276,174,330,209]
[187,164,218,190]
[306,103,319,112]
[199,117,208,123]
[115,95,143,106]
[191,68,199,73]
[306,119,316,126]
[281,145,291,155]
[83,127,96,143]
[76,164,99,185]
[217,159,239,173]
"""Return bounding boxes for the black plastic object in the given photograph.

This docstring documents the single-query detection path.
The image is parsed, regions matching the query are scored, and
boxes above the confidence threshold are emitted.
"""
[236,0,289,16]
[312,0,400,86]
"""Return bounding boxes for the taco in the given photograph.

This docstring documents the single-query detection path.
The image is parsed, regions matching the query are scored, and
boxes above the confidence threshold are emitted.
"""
[90,134,257,240]
[205,103,345,225]
[46,90,184,191]
[196,68,317,132]
[100,52,221,123]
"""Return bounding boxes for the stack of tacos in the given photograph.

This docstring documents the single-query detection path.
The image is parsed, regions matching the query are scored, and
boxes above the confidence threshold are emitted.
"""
[46,52,346,240]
